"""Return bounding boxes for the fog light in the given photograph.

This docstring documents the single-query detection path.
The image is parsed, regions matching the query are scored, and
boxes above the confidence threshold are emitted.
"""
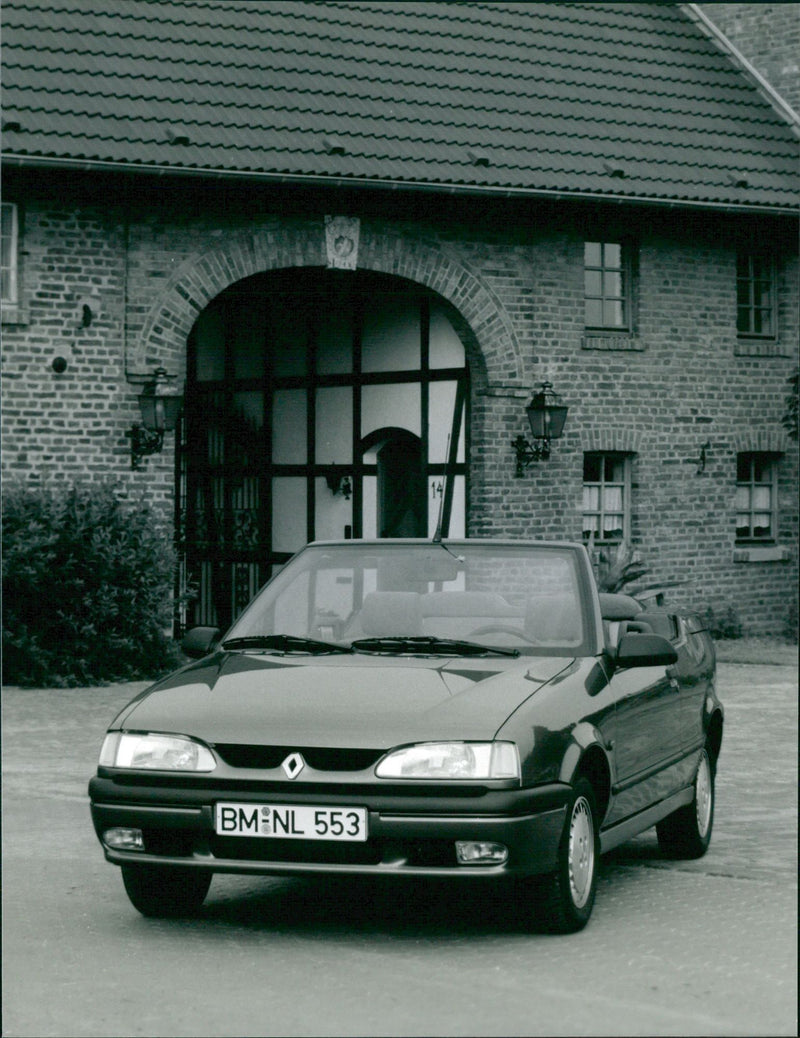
[455,840,508,865]
[104,827,144,850]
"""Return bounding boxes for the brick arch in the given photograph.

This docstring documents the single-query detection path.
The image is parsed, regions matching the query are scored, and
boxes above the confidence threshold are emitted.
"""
[732,430,791,452]
[580,429,644,453]
[131,221,523,389]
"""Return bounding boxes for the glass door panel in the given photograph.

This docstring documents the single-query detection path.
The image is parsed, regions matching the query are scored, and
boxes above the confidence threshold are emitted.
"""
[270,305,308,377]
[231,307,266,379]
[315,386,353,463]
[271,478,307,553]
[361,475,378,538]
[362,297,420,372]
[361,383,421,440]
[427,475,466,537]
[430,304,464,369]
[232,390,264,430]
[317,307,353,374]
[428,381,465,462]
[194,307,225,381]
[272,389,307,464]
[314,477,353,541]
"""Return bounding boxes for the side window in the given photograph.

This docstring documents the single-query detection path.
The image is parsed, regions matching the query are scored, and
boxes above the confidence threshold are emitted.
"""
[736,453,779,542]
[736,254,775,338]
[582,452,631,545]
[1,202,19,307]
[584,242,633,331]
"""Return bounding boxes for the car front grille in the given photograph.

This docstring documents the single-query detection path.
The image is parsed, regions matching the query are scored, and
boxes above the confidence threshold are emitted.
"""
[213,744,384,771]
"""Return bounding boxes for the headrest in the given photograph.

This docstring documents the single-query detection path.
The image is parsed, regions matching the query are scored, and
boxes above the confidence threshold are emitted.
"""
[525,594,580,643]
[421,592,514,617]
[599,593,643,620]
[360,592,422,636]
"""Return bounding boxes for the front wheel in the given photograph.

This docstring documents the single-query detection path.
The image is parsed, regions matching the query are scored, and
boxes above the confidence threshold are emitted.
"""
[121,864,212,918]
[656,747,714,859]
[528,778,599,933]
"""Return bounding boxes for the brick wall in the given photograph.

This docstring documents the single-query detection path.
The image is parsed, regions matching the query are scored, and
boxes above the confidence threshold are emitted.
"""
[2,171,797,635]
[700,3,800,112]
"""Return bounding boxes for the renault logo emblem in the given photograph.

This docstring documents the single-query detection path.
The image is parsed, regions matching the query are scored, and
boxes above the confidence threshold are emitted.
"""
[282,752,305,779]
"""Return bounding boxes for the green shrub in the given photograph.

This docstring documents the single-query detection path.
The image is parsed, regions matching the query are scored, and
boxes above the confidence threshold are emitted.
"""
[700,605,743,641]
[2,480,184,687]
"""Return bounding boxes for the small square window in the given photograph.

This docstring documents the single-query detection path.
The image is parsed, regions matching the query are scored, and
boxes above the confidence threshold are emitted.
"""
[736,254,775,338]
[1,202,19,306]
[736,453,778,542]
[584,242,632,331]
[582,452,632,544]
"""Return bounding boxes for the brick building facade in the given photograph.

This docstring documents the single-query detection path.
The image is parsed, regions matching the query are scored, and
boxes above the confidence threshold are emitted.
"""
[2,2,798,636]
[700,3,800,113]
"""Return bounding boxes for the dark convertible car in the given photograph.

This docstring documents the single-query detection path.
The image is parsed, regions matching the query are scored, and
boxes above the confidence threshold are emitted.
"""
[89,539,722,932]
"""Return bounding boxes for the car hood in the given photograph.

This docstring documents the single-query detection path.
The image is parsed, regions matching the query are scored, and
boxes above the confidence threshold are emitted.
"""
[116,650,575,748]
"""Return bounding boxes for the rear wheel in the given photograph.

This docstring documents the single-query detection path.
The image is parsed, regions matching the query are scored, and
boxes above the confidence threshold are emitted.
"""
[121,864,212,918]
[656,747,714,859]
[532,778,599,933]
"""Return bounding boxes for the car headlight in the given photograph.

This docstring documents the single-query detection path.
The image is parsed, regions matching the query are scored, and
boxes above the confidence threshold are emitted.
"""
[375,741,519,780]
[99,732,216,772]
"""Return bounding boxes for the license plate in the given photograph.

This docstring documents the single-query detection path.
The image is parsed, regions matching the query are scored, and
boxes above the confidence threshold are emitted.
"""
[215,802,368,842]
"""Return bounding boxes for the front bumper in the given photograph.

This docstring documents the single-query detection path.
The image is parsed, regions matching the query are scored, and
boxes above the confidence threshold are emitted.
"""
[89,775,569,879]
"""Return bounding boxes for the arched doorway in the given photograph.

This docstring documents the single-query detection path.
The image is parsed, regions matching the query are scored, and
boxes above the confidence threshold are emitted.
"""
[362,428,427,538]
[179,267,469,630]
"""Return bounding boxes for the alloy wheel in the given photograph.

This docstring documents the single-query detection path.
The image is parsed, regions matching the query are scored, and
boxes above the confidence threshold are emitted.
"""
[568,796,595,909]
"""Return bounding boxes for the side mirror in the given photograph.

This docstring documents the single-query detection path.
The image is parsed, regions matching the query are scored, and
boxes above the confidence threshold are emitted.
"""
[181,626,221,659]
[616,632,678,668]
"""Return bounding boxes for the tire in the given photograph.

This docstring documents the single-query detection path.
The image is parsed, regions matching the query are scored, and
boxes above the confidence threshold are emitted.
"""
[121,864,212,918]
[531,778,599,934]
[656,747,714,859]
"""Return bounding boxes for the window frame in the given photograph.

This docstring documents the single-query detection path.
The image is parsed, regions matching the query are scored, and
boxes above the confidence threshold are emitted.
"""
[735,452,779,544]
[583,240,633,333]
[1,202,19,307]
[736,253,776,340]
[582,451,632,546]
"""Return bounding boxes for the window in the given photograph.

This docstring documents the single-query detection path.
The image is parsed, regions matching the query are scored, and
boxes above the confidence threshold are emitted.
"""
[582,453,631,544]
[736,254,775,337]
[1,202,19,305]
[736,453,778,542]
[584,242,631,330]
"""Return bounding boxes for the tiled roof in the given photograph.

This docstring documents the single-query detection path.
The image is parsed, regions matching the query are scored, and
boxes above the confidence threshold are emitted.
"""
[2,0,798,211]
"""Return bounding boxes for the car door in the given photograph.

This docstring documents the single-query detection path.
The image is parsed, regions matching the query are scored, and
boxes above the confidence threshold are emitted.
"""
[671,614,716,754]
[604,648,683,827]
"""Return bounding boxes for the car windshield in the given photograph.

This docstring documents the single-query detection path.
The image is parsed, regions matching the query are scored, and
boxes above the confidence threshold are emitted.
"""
[223,541,593,657]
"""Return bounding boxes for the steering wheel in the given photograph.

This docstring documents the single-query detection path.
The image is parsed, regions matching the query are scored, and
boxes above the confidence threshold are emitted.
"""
[468,624,529,640]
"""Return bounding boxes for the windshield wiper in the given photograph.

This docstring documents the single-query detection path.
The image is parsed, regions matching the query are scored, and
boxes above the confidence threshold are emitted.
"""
[221,634,352,655]
[350,636,519,658]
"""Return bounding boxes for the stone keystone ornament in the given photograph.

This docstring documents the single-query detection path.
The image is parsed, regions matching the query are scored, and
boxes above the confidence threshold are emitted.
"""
[325,215,360,270]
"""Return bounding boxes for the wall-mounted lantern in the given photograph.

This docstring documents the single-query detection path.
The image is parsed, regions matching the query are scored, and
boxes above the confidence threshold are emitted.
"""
[512,381,569,476]
[325,472,352,500]
[128,367,183,470]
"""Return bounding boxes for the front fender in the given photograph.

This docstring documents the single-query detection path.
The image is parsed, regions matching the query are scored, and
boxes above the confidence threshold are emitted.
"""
[557,721,613,786]
[555,724,614,826]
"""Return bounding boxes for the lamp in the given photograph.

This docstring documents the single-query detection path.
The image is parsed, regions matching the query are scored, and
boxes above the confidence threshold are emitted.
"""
[325,472,352,500]
[512,381,568,476]
[128,367,183,470]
